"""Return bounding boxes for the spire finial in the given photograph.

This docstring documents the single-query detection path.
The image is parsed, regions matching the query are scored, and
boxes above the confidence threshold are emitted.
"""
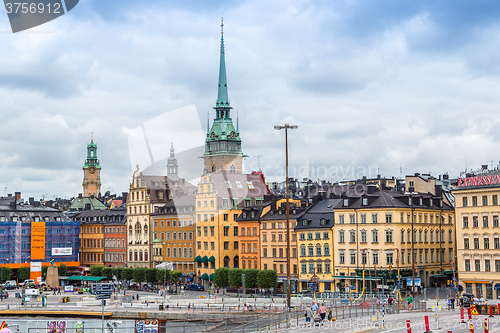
[221,17,224,35]
[207,111,210,135]
[91,132,93,142]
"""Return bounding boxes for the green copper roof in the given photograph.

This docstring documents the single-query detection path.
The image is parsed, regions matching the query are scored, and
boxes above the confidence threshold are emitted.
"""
[216,18,231,110]
[84,138,101,169]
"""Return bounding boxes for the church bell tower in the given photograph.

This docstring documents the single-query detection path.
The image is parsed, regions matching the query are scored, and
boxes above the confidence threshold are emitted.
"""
[82,135,102,197]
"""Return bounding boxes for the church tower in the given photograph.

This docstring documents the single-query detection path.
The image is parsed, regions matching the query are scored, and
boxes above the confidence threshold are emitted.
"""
[82,136,102,197]
[167,142,178,180]
[203,18,245,174]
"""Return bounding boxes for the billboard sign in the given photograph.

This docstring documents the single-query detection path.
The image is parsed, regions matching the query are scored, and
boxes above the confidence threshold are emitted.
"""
[31,222,45,260]
[52,248,72,256]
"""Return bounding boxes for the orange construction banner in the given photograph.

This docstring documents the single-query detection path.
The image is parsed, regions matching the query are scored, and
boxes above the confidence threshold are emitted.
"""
[31,222,45,260]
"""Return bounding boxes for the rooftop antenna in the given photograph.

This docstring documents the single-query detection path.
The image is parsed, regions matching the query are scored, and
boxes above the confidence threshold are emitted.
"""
[400,163,403,179]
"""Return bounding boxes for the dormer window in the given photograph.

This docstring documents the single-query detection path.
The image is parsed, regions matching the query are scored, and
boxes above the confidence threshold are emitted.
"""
[242,212,247,219]
[343,199,349,207]
[302,219,308,226]
[408,197,412,205]
[320,218,327,226]
[419,198,423,206]
[250,211,256,218]
[362,198,368,206]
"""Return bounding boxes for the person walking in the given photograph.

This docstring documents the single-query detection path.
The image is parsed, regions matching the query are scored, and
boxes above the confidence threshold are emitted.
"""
[318,303,328,323]
[0,323,12,333]
[304,305,314,323]
[311,300,319,312]
[407,294,413,311]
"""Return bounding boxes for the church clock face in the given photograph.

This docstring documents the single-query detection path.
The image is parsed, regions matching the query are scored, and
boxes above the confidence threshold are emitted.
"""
[230,131,235,138]
[89,166,96,174]
[211,132,215,139]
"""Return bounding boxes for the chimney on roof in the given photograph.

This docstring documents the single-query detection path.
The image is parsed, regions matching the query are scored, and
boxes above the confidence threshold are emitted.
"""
[15,192,21,201]
[414,173,420,177]
[482,165,488,171]
[33,201,40,207]
[122,192,128,204]
[29,197,34,205]
[9,201,16,209]
[84,203,91,210]
[7,194,12,197]
[78,193,83,199]
[90,195,95,199]
[367,184,377,194]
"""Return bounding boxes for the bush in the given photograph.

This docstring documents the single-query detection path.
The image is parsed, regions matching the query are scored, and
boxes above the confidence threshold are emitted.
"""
[257,270,278,289]
[90,266,103,277]
[102,267,114,279]
[122,267,133,281]
[0,267,12,281]
[243,269,259,289]
[156,269,170,283]
[132,267,146,283]
[57,264,67,277]
[228,268,243,288]
[17,267,30,281]
[214,267,229,288]
[145,268,158,284]
[170,271,182,283]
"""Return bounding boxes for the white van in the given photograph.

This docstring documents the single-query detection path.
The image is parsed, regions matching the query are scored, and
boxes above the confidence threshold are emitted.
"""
[24,288,40,296]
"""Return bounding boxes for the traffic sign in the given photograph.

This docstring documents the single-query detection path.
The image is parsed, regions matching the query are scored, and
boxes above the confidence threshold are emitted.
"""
[94,290,113,295]
[92,283,114,293]
[96,294,111,300]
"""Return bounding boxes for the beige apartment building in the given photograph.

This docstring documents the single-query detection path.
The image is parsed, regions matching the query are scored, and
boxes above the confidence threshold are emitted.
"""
[453,171,500,299]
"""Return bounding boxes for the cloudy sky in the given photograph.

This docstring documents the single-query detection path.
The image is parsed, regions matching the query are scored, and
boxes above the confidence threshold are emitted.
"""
[1,0,500,200]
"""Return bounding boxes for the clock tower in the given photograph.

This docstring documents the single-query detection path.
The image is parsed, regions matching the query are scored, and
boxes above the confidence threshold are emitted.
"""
[82,136,102,197]
[203,19,245,174]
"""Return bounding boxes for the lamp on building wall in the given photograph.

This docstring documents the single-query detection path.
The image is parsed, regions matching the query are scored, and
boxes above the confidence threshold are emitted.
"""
[274,123,297,328]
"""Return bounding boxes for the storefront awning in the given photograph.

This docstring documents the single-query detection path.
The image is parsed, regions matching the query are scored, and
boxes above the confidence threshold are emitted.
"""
[431,274,447,278]
[462,280,492,284]
[443,270,457,275]
[194,255,201,263]
[201,256,209,264]
[209,273,214,281]
[208,256,215,263]
[201,273,209,280]
[494,284,500,290]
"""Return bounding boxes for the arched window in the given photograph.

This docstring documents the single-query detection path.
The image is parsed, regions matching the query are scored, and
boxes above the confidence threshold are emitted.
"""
[308,245,314,256]
[401,229,405,243]
[144,224,148,235]
[300,245,306,257]
[323,244,330,256]
[135,222,141,234]
[418,230,423,243]
[129,225,133,235]
[129,251,132,261]
[224,256,230,267]
[139,251,143,261]
[230,165,236,173]
[212,165,216,172]
[449,229,453,242]
[316,244,322,256]
[145,251,148,261]
[134,251,138,261]
[233,255,239,268]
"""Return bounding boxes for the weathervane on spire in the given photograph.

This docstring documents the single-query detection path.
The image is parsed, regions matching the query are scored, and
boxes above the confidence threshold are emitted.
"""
[221,17,224,35]
[91,132,94,142]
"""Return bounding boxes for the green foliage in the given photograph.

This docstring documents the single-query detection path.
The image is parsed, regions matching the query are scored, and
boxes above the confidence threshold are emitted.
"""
[17,267,30,281]
[214,267,229,288]
[57,264,67,277]
[122,267,133,281]
[228,268,243,288]
[170,271,182,283]
[41,266,47,279]
[90,265,103,277]
[156,269,170,283]
[132,267,146,283]
[0,267,12,281]
[102,267,114,279]
[145,268,158,284]
[115,267,123,280]
[243,269,259,289]
[257,270,278,289]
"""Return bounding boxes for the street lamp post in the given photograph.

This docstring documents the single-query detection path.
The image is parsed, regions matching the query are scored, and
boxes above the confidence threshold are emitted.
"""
[274,123,297,327]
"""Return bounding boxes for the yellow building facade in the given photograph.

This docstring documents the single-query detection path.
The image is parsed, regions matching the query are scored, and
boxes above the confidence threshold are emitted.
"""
[453,172,500,299]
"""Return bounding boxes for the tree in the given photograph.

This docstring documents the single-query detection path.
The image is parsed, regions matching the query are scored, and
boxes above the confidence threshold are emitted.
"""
[214,267,229,288]
[0,267,12,282]
[17,267,30,281]
[257,270,278,289]
[102,267,114,279]
[41,266,48,279]
[115,267,123,280]
[156,269,170,284]
[132,267,146,283]
[57,264,67,277]
[90,265,103,277]
[122,267,133,281]
[228,268,243,288]
[145,268,158,284]
[244,269,259,289]
[170,271,182,283]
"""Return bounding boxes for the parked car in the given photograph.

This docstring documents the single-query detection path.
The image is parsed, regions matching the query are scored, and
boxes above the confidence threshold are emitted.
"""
[19,279,35,287]
[0,290,8,299]
[187,284,205,291]
[1,280,17,290]
[462,293,475,307]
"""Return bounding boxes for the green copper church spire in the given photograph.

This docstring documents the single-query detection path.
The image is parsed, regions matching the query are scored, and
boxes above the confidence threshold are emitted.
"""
[215,17,232,116]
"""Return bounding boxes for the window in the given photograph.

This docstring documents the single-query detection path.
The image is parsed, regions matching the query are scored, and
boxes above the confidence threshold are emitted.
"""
[494,216,499,227]
[339,251,345,264]
[247,181,254,189]
[300,246,306,257]
[372,251,379,265]
[475,260,481,272]
[338,215,344,224]
[324,244,330,256]
[273,248,277,258]
[263,248,268,257]
[360,230,367,243]
[463,197,468,207]
[350,252,356,264]
[349,230,356,243]
[308,245,314,256]
[242,243,246,253]
[361,214,366,224]
[401,230,405,243]
[204,227,208,237]
[465,259,470,271]
[474,238,479,249]
[235,181,243,189]
[234,226,238,236]
[339,230,345,243]
[496,260,500,272]
[485,238,490,249]
[483,216,489,227]
[372,214,378,223]
[495,238,500,250]
[473,216,478,228]
[301,264,307,274]
[385,229,393,243]
[386,252,394,265]
[234,241,238,250]
[472,196,478,206]
[315,232,321,240]
[279,248,284,258]
[448,230,453,242]
[372,230,378,243]
[362,198,368,206]
[483,196,488,206]
[320,218,327,226]
[424,230,428,243]
[464,238,469,249]
[494,195,498,205]
[224,214,228,221]
[350,214,355,224]
[223,227,229,237]
[225,181,232,189]
[316,244,322,256]
[486,260,491,272]
[386,214,392,223]
[323,232,329,240]
[299,233,305,241]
